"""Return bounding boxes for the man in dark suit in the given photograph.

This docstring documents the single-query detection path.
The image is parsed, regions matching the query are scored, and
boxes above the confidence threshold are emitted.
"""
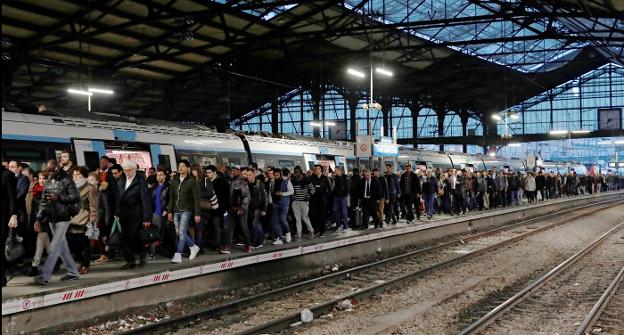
[2,165,18,286]
[359,169,383,229]
[116,160,152,269]
[399,164,421,222]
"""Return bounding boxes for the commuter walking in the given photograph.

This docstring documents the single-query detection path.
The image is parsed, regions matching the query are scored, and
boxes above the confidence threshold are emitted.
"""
[245,168,267,248]
[225,166,251,252]
[34,160,80,285]
[291,166,315,239]
[384,164,400,225]
[2,165,18,286]
[167,160,201,263]
[360,169,383,229]
[332,166,350,232]
[116,160,152,269]
[309,165,331,237]
[400,164,420,222]
[68,166,98,275]
[271,168,294,244]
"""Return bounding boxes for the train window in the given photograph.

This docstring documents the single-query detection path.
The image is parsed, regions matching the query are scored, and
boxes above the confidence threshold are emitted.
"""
[278,160,295,168]
[83,151,100,172]
[158,155,171,171]
[106,149,153,171]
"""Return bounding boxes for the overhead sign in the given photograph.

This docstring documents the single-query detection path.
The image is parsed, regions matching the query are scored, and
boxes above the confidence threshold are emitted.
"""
[373,143,400,157]
[356,135,372,158]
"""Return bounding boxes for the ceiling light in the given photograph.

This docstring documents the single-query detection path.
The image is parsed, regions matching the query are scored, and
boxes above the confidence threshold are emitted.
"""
[398,155,408,158]
[88,87,114,94]
[488,152,496,157]
[491,114,502,121]
[375,67,393,77]
[310,122,322,127]
[549,130,568,135]
[67,88,93,96]
[615,140,624,144]
[347,68,365,78]
[510,113,520,120]
[571,130,590,134]
[508,143,521,147]
[324,121,336,126]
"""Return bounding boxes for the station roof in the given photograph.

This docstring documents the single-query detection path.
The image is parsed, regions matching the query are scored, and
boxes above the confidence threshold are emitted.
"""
[2,0,622,124]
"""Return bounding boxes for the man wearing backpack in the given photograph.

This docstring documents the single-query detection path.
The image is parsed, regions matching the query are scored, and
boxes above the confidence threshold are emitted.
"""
[34,159,80,285]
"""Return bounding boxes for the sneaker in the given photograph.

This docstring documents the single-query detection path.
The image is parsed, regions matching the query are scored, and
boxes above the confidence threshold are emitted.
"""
[319,234,325,238]
[27,266,39,277]
[285,232,292,243]
[235,242,245,247]
[60,275,79,281]
[337,227,345,233]
[189,245,200,260]
[273,238,283,245]
[219,248,231,254]
[34,276,49,285]
[252,244,264,249]
[307,232,315,239]
[244,245,252,253]
[148,253,156,260]
[171,253,182,263]
[94,255,109,264]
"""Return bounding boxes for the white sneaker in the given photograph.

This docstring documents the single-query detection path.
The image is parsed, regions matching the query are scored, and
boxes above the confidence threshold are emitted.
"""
[273,238,283,245]
[171,253,182,263]
[189,245,200,260]
[285,232,292,243]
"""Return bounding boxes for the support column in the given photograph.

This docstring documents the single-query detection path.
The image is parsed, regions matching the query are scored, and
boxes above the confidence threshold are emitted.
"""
[460,111,469,153]
[381,96,392,137]
[481,114,490,154]
[408,100,422,148]
[345,92,361,141]
[435,106,446,152]
[310,89,322,138]
[271,94,279,134]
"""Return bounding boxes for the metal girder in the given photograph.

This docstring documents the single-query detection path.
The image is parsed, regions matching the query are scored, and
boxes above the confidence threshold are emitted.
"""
[397,129,624,146]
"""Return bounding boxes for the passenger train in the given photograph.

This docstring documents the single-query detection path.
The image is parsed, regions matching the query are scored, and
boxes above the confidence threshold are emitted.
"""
[1,111,594,175]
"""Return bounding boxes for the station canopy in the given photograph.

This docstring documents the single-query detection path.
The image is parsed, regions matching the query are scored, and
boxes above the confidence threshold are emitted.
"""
[2,0,622,124]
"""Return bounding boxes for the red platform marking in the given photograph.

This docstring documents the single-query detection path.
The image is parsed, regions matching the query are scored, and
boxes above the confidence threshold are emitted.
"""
[272,252,283,259]
[219,260,234,270]
[74,290,85,299]
[62,292,73,301]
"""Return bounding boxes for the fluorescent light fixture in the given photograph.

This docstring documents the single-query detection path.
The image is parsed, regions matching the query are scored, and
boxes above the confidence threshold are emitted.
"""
[597,141,611,145]
[310,122,322,127]
[571,130,590,134]
[398,155,408,158]
[616,140,624,144]
[375,67,393,77]
[347,68,365,78]
[491,114,502,121]
[549,130,568,135]
[510,113,520,120]
[67,88,93,96]
[508,143,521,147]
[88,87,114,94]
[324,121,336,126]
[488,152,496,157]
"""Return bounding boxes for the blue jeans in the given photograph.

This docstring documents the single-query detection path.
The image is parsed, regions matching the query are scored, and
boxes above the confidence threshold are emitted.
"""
[425,193,436,217]
[510,190,520,206]
[249,209,264,246]
[333,197,348,229]
[174,211,195,253]
[41,221,79,281]
[271,203,290,238]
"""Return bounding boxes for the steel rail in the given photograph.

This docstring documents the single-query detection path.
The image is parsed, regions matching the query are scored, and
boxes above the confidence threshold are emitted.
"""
[574,265,624,335]
[458,220,624,335]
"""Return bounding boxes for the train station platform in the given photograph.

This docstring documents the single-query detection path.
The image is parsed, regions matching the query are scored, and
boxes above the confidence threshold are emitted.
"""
[3,191,623,334]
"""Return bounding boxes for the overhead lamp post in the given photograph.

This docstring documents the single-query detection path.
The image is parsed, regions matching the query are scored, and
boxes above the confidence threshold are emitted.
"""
[68,87,114,112]
[492,109,520,139]
[347,65,393,111]
[309,120,334,138]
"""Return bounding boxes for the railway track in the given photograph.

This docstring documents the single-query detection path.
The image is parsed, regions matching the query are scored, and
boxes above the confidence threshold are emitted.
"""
[575,265,624,335]
[119,200,622,335]
[458,220,624,335]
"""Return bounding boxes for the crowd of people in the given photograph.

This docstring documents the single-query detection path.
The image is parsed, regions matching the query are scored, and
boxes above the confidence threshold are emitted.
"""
[2,152,624,286]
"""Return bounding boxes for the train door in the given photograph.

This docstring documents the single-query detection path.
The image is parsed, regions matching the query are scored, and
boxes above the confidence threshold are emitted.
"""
[72,139,107,171]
